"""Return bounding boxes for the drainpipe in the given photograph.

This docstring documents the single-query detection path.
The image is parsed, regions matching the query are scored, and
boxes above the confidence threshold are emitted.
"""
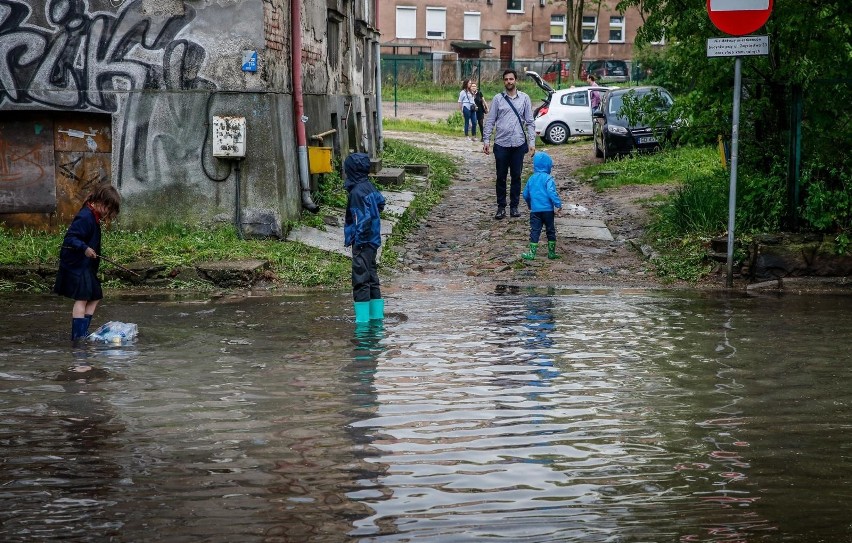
[374,0,384,152]
[292,0,319,212]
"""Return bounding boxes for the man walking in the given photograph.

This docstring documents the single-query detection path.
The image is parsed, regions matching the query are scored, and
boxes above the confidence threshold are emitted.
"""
[483,69,536,219]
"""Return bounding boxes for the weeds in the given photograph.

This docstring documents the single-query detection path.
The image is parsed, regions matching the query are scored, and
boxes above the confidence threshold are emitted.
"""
[577,145,724,190]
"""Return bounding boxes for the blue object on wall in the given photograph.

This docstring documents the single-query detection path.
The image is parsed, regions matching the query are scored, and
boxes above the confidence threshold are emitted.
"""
[242,51,258,72]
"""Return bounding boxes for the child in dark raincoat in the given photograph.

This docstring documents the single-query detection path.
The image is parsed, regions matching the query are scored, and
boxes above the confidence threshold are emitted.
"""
[521,151,563,260]
[54,184,121,340]
[343,153,386,323]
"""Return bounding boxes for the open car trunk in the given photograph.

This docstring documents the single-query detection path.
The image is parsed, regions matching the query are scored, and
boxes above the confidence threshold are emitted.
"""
[524,71,554,117]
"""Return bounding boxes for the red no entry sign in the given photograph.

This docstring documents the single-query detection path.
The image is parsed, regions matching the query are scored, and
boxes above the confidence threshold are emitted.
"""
[707,0,773,36]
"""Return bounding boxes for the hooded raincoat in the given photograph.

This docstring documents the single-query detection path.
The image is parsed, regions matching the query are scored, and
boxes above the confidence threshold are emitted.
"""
[344,153,385,248]
[523,152,562,213]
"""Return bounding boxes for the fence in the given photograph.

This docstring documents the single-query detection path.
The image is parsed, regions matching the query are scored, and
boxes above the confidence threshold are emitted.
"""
[380,57,645,121]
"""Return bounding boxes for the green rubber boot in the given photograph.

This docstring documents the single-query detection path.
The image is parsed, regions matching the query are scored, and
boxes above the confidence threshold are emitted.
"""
[369,298,385,320]
[547,240,561,260]
[354,301,371,323]
[521,243,538,261]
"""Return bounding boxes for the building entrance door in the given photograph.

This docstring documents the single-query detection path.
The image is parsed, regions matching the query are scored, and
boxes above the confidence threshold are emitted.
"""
[500,36,514,67]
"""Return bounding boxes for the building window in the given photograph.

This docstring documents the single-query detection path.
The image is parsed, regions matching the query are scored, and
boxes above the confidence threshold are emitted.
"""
[395,7,416,39]
[426,7,446,39]
[507,0,523,13]
[582,15,598,43]
[538,42,546,54]
[464,12,481,41]
[651,34,666,46]
[550,14,566,42]
[327,11,342,68]
[609,16,625,43]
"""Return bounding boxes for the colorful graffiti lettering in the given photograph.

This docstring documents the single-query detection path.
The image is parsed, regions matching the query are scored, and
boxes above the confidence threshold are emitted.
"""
[0,0,215,111]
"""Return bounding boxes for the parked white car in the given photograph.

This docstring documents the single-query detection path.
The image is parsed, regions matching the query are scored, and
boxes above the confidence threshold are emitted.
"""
[525,71,612,145]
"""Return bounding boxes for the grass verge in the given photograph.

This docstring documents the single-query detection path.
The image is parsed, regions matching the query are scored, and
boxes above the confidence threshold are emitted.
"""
[576,145,728,283]
[0,138,456,292]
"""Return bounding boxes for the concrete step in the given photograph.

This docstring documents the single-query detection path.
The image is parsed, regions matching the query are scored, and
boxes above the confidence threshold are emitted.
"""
[373,167,405,187]
[288,190,415,259]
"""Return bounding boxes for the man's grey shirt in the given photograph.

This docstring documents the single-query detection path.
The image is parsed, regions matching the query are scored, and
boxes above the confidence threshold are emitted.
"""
[483,91,536,148]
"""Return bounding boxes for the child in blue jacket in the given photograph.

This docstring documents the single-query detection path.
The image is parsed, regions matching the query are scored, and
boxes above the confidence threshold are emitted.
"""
[54,184,121,340]
[343,153,386,323]
[522,152,563,260]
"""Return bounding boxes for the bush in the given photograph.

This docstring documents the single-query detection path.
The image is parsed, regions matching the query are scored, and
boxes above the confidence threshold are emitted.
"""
[800,161,852,235]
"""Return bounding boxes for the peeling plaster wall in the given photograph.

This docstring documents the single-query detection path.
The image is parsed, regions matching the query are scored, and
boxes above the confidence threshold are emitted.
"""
[0,0,301,228]
[1,0,380,229]
[300,0,380,162]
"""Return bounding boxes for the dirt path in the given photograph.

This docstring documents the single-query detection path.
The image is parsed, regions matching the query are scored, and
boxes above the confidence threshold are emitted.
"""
[383,130,682,294]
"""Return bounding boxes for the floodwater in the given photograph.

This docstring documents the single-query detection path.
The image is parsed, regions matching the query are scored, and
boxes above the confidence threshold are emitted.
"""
[2,288,852,542]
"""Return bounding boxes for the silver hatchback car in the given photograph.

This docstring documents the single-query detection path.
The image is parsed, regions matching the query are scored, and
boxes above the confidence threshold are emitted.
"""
[525,71,611,145]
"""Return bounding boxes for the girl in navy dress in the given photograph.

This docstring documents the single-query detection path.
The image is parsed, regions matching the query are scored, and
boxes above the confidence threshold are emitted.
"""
[54,184,121,340]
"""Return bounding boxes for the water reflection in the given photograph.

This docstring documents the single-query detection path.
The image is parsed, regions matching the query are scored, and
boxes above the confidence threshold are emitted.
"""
[1,291,852,541]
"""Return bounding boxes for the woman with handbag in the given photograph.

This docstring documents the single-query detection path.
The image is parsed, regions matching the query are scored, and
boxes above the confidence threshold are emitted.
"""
[472,83,489,142]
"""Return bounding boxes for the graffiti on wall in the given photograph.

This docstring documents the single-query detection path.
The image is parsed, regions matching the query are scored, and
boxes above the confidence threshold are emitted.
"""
[0,0,218,186]
[0,0,215,109]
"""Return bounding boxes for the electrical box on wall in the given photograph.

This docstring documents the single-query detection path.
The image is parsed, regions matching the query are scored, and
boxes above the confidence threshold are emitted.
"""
[212,116,246,158]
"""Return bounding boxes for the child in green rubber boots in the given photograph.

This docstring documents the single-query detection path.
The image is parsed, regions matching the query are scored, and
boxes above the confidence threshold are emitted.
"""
[521,151,563,261]
[343,153,387,323]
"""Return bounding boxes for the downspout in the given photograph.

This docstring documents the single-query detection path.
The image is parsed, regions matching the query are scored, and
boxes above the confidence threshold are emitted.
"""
[292,0,319,212]
[374,0,384,152]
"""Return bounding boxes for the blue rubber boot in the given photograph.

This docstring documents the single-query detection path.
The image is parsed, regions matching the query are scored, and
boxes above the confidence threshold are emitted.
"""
[71,318,88,340]
[354,301,371,323]
[84,314,93,335]
[369,298,385,320]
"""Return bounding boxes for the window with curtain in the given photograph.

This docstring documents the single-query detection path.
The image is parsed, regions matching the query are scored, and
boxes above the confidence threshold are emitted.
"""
[609,16,625,43]
[550,14,566,41]
[582,15,598,43]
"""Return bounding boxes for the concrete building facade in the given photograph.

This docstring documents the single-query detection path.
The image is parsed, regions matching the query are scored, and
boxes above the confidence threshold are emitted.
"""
[0,0,381,234]
[378,0,650,66]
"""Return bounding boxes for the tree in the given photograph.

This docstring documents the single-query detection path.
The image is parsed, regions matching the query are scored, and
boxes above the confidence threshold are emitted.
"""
[617,0,852,233]
[554,0,603,82]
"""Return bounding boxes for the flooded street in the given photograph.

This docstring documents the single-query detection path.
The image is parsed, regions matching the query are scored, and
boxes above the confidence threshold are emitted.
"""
[2,289,852,542]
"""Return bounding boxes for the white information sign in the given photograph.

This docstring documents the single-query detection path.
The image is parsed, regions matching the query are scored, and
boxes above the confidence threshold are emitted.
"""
[707,36,770,57]
[710,0,769,10]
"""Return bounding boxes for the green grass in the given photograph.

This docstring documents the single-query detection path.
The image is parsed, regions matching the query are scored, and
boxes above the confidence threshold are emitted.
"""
[574,145,730,283]
[0,222,351,289]
[383,117,462,137]
[576,145,725,190]
[0,138,456,292]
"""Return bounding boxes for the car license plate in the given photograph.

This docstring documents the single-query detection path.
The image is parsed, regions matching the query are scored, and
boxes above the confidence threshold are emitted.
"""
[637,136,657,144]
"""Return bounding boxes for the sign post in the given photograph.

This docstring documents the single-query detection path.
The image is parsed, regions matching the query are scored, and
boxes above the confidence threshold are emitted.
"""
[706,0,772,287]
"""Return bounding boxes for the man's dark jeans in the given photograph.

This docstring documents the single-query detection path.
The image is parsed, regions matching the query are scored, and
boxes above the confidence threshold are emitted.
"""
[493,143,527,210]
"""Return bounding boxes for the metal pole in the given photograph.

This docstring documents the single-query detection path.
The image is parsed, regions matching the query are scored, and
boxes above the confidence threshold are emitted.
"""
[726,56,742,288]
[393,58,398,117]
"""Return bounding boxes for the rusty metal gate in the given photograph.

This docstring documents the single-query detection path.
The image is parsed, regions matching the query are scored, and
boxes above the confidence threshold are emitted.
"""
[0,112,111,230]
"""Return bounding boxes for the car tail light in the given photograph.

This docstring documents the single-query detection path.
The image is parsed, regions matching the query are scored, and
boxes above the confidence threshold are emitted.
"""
[537,106,549,118]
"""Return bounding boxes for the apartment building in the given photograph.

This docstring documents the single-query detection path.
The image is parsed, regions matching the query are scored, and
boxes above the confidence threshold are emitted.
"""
[379,0,649,65]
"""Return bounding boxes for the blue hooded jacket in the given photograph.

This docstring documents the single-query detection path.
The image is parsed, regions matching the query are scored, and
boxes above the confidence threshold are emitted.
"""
[523,152,562,213]
[344,153,385,248]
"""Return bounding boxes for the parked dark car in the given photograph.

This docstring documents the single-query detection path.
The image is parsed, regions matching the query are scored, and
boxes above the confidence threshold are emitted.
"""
[586,60,629,83]
[592,86,675,159]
